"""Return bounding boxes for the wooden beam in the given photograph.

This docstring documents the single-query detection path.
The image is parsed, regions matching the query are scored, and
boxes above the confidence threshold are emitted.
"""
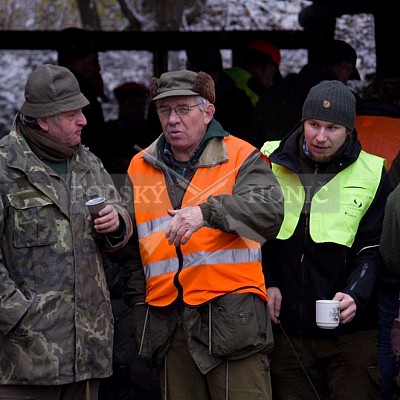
[0,30,311,51]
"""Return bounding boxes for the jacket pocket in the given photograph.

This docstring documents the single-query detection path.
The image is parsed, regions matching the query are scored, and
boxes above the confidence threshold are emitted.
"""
[210,293,272,359]
[132,304,178,367]
[8,191,57,248]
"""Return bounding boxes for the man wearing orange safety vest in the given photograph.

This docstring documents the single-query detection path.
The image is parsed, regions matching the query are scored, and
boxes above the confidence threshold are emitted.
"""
[124,70,284,400]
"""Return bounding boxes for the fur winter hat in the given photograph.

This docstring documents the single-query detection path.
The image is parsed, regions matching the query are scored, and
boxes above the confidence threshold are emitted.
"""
[150,70,215,104]
[301,80,356,131]
[20,64,89,118]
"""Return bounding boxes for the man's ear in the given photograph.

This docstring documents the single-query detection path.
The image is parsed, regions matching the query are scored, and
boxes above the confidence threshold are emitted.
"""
[204,104,215,124]
[37,117,49,132]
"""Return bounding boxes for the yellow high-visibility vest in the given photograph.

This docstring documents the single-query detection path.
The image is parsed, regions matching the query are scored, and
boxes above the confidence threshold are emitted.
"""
[261,141,384,246]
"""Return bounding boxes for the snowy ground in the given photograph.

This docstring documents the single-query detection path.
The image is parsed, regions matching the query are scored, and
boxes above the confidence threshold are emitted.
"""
[0,0,375,135]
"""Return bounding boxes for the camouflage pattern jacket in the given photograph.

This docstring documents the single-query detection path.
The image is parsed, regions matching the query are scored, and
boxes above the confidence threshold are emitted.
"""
[0,125,133,385]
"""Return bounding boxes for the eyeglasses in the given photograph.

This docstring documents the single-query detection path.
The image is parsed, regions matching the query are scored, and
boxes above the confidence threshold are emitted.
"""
[156,104,200,117]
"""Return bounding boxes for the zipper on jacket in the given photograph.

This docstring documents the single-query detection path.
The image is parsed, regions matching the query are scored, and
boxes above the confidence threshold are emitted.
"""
[299,164,318,328]
[349,263,369,291]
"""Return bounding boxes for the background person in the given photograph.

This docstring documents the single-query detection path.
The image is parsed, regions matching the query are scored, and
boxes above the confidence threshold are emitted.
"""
[251,39,361,147]
[99,240,162,400]
[355,75,400,172]
[261,80,391,399]
[388,151,400,190]
[220,39,282,144]
[57,27,108,160]
[100,81,163,399]
[360,76,400,399]
[103,81,158,178]
[379,183,400,400]
[0,64,133,400]
[298,0,374,61]
[223,39,282,107]
[124,69,284,400]
[185,47,254,141]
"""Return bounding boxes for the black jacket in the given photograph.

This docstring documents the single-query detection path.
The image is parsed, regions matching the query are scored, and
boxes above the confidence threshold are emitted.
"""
[262,126,391,336]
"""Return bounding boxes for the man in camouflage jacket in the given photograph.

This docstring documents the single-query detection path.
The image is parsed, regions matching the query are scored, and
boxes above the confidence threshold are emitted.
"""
[0,64,132,400]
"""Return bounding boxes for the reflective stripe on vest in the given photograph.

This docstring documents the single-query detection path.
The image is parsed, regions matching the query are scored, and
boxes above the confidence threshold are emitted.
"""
[261,142,384,247]
[128,136,267,306]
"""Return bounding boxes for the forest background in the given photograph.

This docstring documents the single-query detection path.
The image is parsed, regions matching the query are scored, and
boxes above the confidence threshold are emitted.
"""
[0,0,375,134]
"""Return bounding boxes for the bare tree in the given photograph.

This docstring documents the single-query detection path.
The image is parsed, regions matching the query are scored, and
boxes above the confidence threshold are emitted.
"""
[114,0,207,74]
[76,0,102,30]
[116,0,142,29]
[116,0,207,31]
[154,0,185,30]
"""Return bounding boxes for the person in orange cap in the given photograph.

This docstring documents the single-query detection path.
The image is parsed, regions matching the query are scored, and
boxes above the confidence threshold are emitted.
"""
[213,39,282,145]
[224,39,282,108]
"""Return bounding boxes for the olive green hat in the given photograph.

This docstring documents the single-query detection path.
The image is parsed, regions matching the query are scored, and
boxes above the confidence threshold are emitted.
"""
[20,64,89,118]
[301,80,356,131]
[150,70,215,103]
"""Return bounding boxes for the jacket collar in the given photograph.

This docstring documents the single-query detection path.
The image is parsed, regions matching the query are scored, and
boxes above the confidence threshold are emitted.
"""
[142,118,229,169]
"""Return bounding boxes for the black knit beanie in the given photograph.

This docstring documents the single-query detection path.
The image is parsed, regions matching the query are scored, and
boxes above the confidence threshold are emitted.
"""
[301,80,356,131]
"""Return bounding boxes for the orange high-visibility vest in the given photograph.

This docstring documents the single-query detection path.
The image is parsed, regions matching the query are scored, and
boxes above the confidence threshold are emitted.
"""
[128,136,267,307]
[355,114,400,169]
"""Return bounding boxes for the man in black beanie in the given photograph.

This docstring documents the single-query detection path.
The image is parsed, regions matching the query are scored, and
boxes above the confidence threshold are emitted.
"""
[260,80,391,399]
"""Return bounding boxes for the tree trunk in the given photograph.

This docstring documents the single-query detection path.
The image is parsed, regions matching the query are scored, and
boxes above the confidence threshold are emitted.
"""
[154,0,185,30]
[76,0,102,30]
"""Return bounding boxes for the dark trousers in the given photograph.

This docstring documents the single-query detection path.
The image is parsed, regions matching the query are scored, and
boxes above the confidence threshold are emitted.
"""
[98,298,161,400]
[270,329,381,400]
[0,379,99,400]
[377,281,400,399]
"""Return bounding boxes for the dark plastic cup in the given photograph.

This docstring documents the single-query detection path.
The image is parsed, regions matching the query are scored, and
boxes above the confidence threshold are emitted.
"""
[85,197,106,221]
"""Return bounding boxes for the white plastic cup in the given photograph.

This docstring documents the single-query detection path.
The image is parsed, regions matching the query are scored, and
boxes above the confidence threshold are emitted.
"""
[85,197,106,221]
[316,300,340,329]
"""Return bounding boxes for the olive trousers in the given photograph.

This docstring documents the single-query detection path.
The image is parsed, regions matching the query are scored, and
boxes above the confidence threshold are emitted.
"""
[159,326,272,400]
